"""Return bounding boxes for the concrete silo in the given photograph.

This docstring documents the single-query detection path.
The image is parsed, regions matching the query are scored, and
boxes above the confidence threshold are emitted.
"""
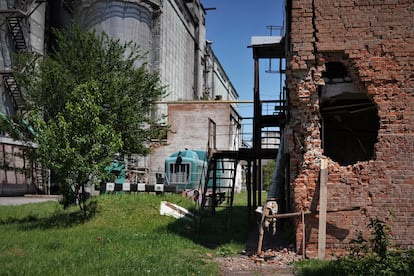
[73,0,161,68]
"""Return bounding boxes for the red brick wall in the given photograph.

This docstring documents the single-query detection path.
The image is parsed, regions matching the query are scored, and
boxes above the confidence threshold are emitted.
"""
[287,0,414,257]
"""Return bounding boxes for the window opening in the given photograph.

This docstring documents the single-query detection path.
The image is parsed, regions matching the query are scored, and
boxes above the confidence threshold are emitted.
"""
[320,62,379,166]
[169,163,190,184]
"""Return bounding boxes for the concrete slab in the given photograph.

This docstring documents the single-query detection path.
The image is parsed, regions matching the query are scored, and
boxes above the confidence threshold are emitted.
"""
[0,195,60,206]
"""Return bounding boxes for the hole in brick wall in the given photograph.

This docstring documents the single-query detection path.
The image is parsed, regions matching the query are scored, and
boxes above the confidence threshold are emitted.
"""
[320,62,379,166]
[324,62,348,79]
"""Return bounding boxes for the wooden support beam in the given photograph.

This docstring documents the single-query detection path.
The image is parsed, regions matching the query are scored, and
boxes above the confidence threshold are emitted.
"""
[318,158,328,259]
[302,209,306,259]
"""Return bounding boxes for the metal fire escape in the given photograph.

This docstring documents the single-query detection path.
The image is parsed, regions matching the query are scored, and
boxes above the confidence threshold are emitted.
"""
[0,0,37,112]
[198,149,239,231]
[197,33,287,231]
[0,0,49,194]
[196,119,239,231]
[246,31,287,224]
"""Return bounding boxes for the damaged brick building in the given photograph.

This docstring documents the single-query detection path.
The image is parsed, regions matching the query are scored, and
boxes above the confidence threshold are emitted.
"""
[285,0,414,257]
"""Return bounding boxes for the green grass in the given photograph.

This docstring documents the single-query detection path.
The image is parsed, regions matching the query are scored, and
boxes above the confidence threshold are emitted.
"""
[0,192,251,275]
[293,259,339,276]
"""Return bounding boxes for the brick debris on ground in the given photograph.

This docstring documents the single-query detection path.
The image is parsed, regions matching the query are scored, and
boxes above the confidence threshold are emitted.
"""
[216,247,300,276]
[216,227,301,275]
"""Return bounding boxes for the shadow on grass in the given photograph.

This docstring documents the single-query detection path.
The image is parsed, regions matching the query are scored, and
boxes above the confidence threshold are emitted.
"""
[165,205,251,249]
[293,259,339,276]
[0,200,98,230]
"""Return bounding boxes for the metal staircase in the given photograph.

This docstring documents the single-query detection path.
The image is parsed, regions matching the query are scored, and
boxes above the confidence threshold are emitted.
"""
[198,150,239,232]
[2,72,26,111]
[5,0,34,51]
[6,14,27,51]
[0,0,33,113]
[0,1,49,194]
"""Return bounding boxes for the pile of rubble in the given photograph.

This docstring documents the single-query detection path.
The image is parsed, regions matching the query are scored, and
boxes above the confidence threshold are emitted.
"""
[217,247,302,275]
[250,247,302,265]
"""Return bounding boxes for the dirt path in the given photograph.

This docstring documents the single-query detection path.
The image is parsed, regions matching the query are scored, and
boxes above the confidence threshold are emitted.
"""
[217,226,300,275]
[217,254,297,276]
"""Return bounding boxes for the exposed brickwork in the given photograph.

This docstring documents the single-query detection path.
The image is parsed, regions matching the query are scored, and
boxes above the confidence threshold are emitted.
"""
[286,0,414,257]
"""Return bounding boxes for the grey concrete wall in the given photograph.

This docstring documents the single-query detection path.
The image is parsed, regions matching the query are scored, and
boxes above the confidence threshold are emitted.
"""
[155,0,199,119]
[28,2,46,55]
[149,102,242,191]
[149,102,231,172]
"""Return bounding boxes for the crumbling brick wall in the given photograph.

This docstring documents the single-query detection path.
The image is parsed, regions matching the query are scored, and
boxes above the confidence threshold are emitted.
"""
[286,0,414,258]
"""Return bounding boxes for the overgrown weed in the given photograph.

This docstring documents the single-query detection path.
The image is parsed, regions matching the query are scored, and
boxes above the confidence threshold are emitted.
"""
[294,217,414,276]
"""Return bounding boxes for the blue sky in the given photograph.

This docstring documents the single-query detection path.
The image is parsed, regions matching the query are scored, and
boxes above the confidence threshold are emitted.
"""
[201,0,285,119]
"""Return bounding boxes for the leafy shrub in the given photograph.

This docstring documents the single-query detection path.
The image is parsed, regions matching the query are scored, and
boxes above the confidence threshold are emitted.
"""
[295,217,414,276]
[335,250,414,276]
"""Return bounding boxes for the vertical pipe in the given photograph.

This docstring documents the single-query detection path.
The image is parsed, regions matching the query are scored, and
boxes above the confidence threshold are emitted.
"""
[285,153,291,211]
[253,56,261,210]
[252,160,257,209]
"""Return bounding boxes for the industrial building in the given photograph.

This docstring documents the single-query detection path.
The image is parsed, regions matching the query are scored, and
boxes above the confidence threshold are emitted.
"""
[0,0,240,195]
[1,0,413,260]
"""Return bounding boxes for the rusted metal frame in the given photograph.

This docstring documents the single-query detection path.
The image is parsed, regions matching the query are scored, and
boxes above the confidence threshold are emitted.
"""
[259,206,361,258]
[252,56,262,209]
[257,209,312,256]
[211,157,217,216]
[264,210,312,219]
[226,158,238,231]
[263,206,360,218]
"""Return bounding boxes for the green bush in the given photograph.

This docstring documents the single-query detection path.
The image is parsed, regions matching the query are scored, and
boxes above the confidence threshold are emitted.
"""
[335,250,414,276]
[294,217,414,276]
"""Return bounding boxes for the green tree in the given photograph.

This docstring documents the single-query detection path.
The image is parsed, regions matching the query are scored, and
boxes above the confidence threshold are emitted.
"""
[0,112,35,141]
[14,25,167,212]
